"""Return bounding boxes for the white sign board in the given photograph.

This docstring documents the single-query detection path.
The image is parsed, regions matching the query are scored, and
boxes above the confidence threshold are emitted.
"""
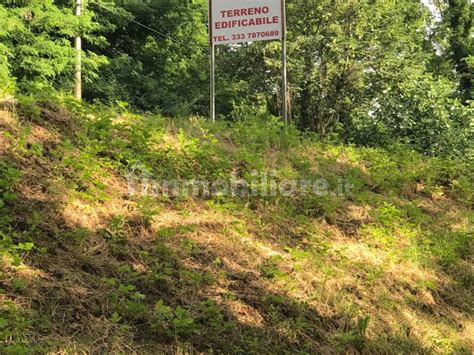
[210,0,283,45]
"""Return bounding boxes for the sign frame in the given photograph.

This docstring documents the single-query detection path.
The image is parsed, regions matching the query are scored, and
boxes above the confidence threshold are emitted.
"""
[209,0,287,124]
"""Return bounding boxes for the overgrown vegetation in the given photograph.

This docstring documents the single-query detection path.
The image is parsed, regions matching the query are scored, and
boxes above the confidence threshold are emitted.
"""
[0,99,472,353]
[0,0,472,156]
[0,0,473,353]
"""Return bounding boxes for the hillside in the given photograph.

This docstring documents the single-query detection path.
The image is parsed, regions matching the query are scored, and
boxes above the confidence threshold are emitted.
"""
[0,99,473,353]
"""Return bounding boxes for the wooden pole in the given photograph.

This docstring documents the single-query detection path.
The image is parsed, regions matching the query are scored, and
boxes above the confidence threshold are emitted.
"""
[281,0,288,124]
[74,0,82,101]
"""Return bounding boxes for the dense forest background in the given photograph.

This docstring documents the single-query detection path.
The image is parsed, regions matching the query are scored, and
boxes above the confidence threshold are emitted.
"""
[0,0,472,154]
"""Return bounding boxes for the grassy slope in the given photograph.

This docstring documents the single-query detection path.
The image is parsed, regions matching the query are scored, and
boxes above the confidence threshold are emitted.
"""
[0,100,473,354]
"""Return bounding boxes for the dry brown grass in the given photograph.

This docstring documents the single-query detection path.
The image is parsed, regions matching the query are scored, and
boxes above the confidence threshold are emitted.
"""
[1,105,472,354]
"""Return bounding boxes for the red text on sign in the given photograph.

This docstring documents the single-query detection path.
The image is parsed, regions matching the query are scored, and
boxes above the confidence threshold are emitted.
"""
[220,6,270,18]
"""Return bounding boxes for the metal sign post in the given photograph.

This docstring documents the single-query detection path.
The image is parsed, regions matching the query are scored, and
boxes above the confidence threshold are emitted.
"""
[281,0,287,124]
[209,0,216,123]
[75,0,82,101]
[210,43,216,123]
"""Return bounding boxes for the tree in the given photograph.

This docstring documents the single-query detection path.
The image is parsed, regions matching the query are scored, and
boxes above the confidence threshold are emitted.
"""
[0,0,106,96]
[441,0,473,103]
[85,0,209,116]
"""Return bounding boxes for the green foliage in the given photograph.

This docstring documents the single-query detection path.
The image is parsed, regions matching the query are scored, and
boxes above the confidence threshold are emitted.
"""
[259,255,286,279]
[0,98,473,353]
[86,0,208,115]
[0,301,35,354]
[104,276,198,338]
[0,162,30,268]
[0,0,106,94]
[421,231,472,268]
[216,0,472,156]
[151,300,197,337]
[198,300,227,332]
[436,0,473,102]
[105,279,148,321]
[0,0,473,348]
[338,315,370,352]
[1,0,472,157]
[0,161,20,213]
